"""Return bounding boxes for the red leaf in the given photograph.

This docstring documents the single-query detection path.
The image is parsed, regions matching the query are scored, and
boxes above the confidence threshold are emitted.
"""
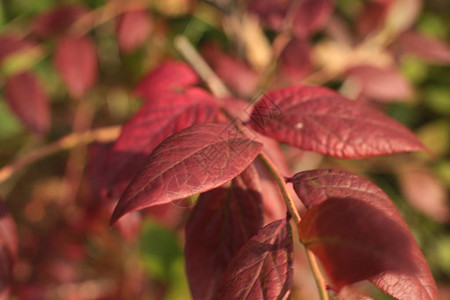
[102,88,218,199]
[134,61,200,100]
[110,123,263,225]
[116,10,152,53]
[0,35,34,64]
[248,85,426,158]
[202,43,258,98]
[288,169,439,299]
[31,5,88,38]
[345,64,413,102]
[0,201,18,300]
[280,39,312,82]
[292,0,334,39]
[213,218,293,299]
[4,71,50,134]
[186,166,263,300]
[248,0,289,31]
[394,30,450,65]
[356,2,390,37]
[53,35,98,99]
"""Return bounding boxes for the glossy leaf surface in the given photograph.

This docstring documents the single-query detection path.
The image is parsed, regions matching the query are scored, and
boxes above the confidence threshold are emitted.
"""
[213,218,293,300]
[185,166,263,300]
[4,71,50,134]
[248,85,426,158]
[111,123,263,224]
[288,169,439,300]
[102,88,218,199]
[53,35,98,98]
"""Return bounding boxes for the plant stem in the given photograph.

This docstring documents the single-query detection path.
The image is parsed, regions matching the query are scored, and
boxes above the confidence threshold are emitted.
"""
[307,249,330,300]
[0,125,121,184]
[175,35,329,300]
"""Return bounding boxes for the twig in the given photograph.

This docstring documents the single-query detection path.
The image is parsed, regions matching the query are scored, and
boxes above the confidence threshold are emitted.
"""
[307,249,330,300]
[174,35,232,98]
[174,35,330,300]
[0,126,121,184]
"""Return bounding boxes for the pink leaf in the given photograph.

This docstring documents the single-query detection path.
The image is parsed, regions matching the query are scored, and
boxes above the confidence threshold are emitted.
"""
[0,35,34,64]
[102,88,218,199]
[292,0,334,39]
[4,71,50,134]
[186,166,263,300]
[356,2,390,37]
[248,0,289,31]
[280,39,312,82]
[116,10,152,53]
[394,30,450,65]
[213,218,293,299]
[202,43,258,98]
[345,64,413,102]
[288,169,439,299]
[53,35,98,99]
[0,201,18,300]
[32,5,88,38]
[248,85,426,158]
[134,60,199,100]
[110,123,263,225]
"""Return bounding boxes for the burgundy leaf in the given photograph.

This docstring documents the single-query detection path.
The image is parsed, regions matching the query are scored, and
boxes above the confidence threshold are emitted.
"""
[135,60,199,100]
[292,0,334,39]
[288,169,439,300]
[202,43,258,98]
[356,2,390,37]
[186,166,263,300]
[53,35,98,99]
[4,71,50,134]
[0,201,18,300]
[0,35,34,64]
[345,64,413,102]
[110,123,263,225]
[102,88,218,199]
[394,30,450,65]
[248,85,426,158]
[280,39,312,83]
[31,5,88,38]
[116,10,152,53]
[248,0,289,31]
[213,218,293,300]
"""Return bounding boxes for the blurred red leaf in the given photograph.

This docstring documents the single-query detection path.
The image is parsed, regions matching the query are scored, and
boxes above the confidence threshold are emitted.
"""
[0,35,34,64]
[116,10,152,53]
[345,64,413,102]
[288,169,439,299]
[102,88,218,199]
[31,5,88,38]
[135,60,200,100]
[394,30,450,65]
[292,0,334,39]
[186,166,263,300]
[202,43,258,98]
[4,71,50,134]
[299,197,416,289]
[0,201,18,300]
[111,123,263,225]
[213,218,293,299]
[248,0,289,31]
[398,165,449,222]
[53,35,98,99]
[280,39,312,82]
[356,2,390,37]
[248,85,426,158]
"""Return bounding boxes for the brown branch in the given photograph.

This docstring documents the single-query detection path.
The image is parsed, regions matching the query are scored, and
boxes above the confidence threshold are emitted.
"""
[0,126,121,184]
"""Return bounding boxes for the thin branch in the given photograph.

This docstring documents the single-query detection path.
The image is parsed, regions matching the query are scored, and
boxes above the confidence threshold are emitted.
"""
[307,249,330,300]
[0,126,121,184]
